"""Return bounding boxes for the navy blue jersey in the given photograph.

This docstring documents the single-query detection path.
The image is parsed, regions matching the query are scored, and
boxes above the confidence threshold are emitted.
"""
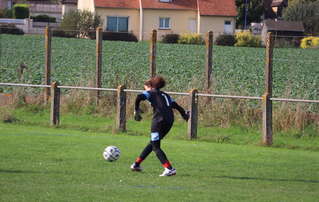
[135,89,188,123]
[137,89,174,122]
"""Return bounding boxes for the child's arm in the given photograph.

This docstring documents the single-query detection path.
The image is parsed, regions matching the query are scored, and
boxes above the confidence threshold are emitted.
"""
[171,102,189,121]
[135,94,146,111]
[134,92,149,121]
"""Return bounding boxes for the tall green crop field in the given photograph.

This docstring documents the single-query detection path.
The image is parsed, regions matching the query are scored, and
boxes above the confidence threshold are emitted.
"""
[1,34,318,100]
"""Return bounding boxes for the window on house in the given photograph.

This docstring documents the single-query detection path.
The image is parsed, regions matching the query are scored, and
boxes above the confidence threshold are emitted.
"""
[224,21,231,25]
[159,17,170,29]
[107,16,129,32]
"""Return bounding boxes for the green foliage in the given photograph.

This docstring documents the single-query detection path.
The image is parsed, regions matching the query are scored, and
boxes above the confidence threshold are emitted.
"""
[31,14,56,23]
[60,10,101,38]
[0,34,318,103]
[0,24,24,35]
[178,33,204,45]
[13,4,29,19]
[0,8,13,18]
[88,31,138,42]
[60,10,81,37]
[162,34,180,44]
[283,0,319,34]
[215,34,236,46]
[0,107,16,123]
[235,0,264,28]
[300,36,319,48]
[235,31,262,47]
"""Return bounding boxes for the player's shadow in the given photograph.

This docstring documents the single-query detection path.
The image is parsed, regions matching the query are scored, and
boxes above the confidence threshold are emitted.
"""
[0,169,39,174]
[213,175,319,184]
[0,169,61,174]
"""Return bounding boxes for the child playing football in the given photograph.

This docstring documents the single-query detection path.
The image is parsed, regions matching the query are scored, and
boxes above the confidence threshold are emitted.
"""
[130,76,189,176]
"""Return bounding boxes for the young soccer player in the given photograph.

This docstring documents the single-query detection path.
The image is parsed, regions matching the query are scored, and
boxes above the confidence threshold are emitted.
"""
[130,76,189,176]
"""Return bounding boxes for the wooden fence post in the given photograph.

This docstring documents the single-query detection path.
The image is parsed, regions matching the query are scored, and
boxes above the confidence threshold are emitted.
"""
[116,85,126,132]
[44,26,52,103]
[188,89,198,139]
[149,29,157,78]
[50,81,60,126]
[96,27,103,105]
[205,31,213,91]
[262,32,274,145]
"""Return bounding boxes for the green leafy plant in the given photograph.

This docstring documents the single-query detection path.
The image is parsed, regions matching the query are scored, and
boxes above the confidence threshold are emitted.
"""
[235,31,262,47]
[215,34,236,46]
[178,33,204,45]
[13,4,29,19]
[0,8,13,18]
[162,34,180,44]
[31,15,56,23]
[0,24,24,35]
[300,37,319,48]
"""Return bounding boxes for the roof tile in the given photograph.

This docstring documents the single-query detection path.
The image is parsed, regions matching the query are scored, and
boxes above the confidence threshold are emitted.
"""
[198,0,237,16]
[94,0,237,16]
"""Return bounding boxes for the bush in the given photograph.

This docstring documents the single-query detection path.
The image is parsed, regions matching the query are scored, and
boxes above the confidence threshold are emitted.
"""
[0,8,13,18]
[235,31,262,47]
[61,10,101,38]
[88,31,138,42]
[178,33,204,45]
[215,34,236,46]
[300,37,319,48]
[31,15,56,23]
[0,24,24,35]
[13,4,29,19]
[52,29,77,38]
[162,34,180,43]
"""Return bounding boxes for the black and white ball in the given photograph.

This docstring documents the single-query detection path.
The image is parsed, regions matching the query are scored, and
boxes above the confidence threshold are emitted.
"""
[103,146,121,162]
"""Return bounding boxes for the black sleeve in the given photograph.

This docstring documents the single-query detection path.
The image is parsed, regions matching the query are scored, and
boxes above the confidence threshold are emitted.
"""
[135,94,147,111]
[171,101,187,117]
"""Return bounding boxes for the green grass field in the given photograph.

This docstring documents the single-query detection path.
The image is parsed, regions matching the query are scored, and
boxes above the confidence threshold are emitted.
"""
[0,122,318,202]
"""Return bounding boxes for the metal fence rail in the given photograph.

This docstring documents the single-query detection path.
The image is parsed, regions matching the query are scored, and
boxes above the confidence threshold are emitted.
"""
[0,83,50,88]
[2,82,318,103]
[270,97,319,104]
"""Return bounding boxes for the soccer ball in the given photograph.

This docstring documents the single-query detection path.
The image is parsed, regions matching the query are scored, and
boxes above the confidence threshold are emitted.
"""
[103,146,121,162]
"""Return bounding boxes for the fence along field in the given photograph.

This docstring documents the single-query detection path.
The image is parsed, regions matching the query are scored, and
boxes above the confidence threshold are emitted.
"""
[0,28,319,143]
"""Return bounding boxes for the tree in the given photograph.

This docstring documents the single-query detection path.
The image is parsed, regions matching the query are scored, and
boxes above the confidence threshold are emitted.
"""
[236,0,264,28]
[60,10,101,38]
[283,0,319,34]
[263,0,276,19]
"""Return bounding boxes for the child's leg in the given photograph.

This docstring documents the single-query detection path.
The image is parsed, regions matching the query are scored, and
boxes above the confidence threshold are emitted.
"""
[151,138,173,170]
[134,142,152,165]
[151,121,174,169]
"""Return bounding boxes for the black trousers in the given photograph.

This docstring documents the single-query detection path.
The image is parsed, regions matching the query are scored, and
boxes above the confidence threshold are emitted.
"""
[139,120,173,164]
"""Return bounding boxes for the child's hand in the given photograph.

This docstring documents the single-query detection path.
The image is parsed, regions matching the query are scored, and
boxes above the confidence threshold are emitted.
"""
[182,111,190,121]
[134,109,143,121]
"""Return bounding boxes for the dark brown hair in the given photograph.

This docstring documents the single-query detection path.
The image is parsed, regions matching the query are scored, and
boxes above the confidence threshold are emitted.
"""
[150,76,166,89]
[144,79,152,87]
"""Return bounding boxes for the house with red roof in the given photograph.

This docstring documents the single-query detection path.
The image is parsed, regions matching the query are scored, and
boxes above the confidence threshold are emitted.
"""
[77,0,237,40]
